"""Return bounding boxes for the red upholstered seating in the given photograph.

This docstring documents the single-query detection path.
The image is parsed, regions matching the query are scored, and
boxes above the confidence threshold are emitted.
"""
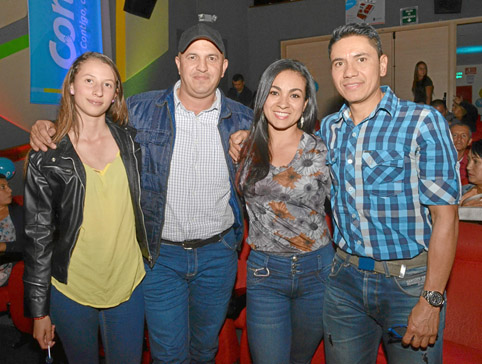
[0,196,33,339]
[443,221,482,363]
[0,261,33,336]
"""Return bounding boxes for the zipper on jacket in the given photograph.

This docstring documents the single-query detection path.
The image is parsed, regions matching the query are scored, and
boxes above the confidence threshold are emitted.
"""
[61,155,86,269]
[128,131,152,264]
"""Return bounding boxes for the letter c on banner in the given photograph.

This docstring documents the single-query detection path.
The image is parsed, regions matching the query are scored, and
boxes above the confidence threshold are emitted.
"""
[49,16,76,69]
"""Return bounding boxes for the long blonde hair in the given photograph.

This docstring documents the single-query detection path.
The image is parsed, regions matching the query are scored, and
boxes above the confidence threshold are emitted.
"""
[53,52,128,143]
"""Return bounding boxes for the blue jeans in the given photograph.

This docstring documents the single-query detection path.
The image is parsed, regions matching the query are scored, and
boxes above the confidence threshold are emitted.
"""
[50,283,145,364]
[143,230,238,364]
[246,244,334,364]
[323,252,445,364]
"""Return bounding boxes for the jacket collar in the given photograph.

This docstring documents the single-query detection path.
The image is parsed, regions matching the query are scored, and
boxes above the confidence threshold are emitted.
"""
[154,83,232,121]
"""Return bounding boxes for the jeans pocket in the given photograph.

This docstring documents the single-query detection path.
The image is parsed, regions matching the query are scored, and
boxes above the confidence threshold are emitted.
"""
[392,266,426,297]
[219,229,239,252]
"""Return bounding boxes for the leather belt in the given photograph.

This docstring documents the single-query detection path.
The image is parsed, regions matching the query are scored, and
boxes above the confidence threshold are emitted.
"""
[161,227,232,249]
[336,249,427,278]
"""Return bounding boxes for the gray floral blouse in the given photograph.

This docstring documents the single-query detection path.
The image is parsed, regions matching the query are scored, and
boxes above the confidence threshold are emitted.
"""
[0,214,16,285]
[244,133,331,254]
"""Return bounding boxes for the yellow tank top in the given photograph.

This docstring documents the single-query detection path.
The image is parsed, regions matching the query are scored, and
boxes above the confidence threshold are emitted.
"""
[52,153,145,308]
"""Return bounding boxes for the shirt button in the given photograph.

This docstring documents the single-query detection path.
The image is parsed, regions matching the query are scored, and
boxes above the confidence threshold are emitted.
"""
[351,213,356,218]
[347,159,353,164]
[348,187,354,193]
[352,132,356,137]
[356,240,362,245]
[292,256,298,262]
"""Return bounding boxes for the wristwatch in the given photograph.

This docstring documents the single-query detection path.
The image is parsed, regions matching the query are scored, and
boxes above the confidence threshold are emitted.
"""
[421,290,445,307]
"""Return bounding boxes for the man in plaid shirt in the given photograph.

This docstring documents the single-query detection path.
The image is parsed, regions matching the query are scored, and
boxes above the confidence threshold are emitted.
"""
[318,23,460,364]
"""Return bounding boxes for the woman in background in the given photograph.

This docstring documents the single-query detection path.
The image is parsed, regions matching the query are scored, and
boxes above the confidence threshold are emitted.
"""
[412,61,433,104]
[236,59,334,364]
[0,173,26,286]
[461,139,482,207]
[24,52,149,364]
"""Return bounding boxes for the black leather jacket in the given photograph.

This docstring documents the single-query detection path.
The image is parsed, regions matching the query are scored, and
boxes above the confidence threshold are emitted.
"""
[23,120,150,317]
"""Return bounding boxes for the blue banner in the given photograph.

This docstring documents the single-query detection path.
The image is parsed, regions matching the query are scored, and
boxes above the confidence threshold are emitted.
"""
[28,0,103,104]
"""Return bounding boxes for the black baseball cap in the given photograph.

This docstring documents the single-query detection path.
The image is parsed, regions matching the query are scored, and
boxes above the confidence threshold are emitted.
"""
[178,23,225,55]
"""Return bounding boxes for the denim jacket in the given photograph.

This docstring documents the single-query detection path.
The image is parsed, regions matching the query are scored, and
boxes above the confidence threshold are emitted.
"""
[127,86,253,266]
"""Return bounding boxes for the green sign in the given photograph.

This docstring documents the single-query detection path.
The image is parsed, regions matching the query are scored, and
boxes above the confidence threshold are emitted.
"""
[400,6,418,25]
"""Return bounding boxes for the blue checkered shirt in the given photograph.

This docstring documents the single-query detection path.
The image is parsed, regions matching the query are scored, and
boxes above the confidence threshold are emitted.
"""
[317,86,460,260]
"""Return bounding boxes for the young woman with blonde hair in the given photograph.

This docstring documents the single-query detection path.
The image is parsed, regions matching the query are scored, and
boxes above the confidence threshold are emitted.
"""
[24,52,150,364]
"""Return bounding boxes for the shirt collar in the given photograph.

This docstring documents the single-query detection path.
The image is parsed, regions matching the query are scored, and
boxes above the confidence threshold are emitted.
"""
[173,80,221,113]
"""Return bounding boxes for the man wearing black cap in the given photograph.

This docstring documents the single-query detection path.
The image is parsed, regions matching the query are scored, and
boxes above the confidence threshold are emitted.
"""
[29,23,253,363]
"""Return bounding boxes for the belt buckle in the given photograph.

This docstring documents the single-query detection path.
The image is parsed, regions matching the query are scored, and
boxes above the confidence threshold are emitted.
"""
[358,257,375,271]
[182,239,200,249]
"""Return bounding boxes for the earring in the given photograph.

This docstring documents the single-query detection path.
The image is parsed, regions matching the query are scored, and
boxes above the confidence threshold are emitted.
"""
[111,99,115,103]
[300,116,304,128]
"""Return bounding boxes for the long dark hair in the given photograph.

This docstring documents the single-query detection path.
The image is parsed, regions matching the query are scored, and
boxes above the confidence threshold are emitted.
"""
[236,59,318,195]
[412,61,428,92]
[471,139,482,159]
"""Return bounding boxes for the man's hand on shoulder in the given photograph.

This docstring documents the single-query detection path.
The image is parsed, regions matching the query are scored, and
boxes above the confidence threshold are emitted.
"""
[30,120,57,152]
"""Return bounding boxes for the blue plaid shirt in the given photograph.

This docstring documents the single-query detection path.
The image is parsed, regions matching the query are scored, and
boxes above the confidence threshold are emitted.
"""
[317,86,460,260]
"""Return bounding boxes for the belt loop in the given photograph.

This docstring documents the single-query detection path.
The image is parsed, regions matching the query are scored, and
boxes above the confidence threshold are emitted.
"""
[264,254,270,268]
[253,253,270,278]
[381,261,391,278]
[341,250,351,264]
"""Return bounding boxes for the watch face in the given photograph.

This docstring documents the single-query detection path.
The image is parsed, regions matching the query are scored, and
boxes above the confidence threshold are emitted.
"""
[426,291,444,307]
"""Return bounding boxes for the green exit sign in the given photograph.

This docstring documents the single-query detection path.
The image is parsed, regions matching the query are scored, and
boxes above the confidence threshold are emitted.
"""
[400,6,418,25]
[456,72,463,79]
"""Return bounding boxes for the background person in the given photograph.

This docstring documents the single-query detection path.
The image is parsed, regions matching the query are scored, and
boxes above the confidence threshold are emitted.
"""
[431,99,456,125]
[450,122,472,185]
[227,73,254,107]
[0,173,26,287]
[460,139,482,207]
[453,95,479,132]
[412,61,433,104]
[236,59,334,364]
[24,52,148,364]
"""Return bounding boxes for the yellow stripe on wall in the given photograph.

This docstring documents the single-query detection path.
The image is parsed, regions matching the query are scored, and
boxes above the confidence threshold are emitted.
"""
[116,0,127,81]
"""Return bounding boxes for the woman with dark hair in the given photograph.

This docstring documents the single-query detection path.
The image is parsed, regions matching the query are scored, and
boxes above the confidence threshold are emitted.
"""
[24,52,149,364]
[412,61,433,104]
[236,59,334,363]
[460,139,482,207]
